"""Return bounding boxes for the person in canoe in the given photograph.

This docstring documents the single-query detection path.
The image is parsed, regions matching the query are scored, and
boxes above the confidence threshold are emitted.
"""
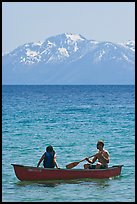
[37,145,59,169]
[84,140,110,169]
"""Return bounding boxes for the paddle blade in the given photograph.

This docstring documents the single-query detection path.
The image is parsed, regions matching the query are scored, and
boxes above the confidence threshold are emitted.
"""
[66,161,80,169]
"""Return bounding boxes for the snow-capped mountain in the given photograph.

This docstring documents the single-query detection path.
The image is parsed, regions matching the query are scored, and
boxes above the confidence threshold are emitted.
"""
[2,33,135,84]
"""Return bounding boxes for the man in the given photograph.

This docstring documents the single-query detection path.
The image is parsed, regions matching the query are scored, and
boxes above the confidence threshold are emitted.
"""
[37,145,59,169]
[84,140,110,169]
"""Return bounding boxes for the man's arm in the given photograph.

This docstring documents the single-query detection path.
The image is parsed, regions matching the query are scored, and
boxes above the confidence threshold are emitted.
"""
[85,154,98,164]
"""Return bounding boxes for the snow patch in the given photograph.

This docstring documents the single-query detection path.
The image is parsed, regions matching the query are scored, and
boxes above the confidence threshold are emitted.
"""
[25,44,29,47]
[33,41,43,46]
[40,49,48,55]
[65,33,84,42]
[98,50,106,60]
[58,47,69,57]
[26,50,38,57]
[20,57,26,62]
[47,40,56,47]
[90,40,99,44]
[123,54,129,61]
[122,54,133,64]
[74,44,78,52]
[118,40,135,52]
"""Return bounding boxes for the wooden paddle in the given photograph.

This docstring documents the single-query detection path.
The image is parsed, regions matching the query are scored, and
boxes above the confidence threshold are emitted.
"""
[66,154,95,169]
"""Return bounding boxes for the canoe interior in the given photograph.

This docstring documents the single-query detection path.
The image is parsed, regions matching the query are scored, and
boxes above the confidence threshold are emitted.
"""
[11,164,123,170]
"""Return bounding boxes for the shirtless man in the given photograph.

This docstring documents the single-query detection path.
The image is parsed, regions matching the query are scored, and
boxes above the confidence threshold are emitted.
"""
[84,140,110,169]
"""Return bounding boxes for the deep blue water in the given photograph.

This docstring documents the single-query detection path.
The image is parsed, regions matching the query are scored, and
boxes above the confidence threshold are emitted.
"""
[2,85,135,202]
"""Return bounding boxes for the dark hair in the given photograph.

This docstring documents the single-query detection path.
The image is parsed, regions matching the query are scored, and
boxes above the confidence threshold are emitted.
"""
[97,140,104,147]
[46,145,54,153]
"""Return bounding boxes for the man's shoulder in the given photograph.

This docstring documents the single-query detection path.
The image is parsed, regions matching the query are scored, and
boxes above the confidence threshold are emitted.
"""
[104,149,109,154]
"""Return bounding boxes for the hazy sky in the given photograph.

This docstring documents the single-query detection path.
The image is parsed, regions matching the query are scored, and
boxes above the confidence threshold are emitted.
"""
[2,2,135,53]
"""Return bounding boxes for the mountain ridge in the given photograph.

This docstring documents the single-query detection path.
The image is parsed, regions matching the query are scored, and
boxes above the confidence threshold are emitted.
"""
[2,33,135,85]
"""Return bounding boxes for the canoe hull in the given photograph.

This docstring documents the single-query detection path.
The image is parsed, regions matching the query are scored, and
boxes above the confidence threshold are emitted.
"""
[11,164,123,181]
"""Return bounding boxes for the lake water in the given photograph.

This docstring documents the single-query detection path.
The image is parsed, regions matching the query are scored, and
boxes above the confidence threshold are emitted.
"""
[2,85,135,202]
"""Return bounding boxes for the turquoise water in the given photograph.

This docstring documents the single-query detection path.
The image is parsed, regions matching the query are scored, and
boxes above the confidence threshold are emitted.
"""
[2,85,135,202]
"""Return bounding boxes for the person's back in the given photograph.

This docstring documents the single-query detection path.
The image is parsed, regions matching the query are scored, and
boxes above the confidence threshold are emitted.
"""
[37,145,59,169]
[43,151,55,168]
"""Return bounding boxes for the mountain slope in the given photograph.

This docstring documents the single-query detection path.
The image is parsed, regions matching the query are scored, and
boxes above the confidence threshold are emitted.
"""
[2,33,135,84]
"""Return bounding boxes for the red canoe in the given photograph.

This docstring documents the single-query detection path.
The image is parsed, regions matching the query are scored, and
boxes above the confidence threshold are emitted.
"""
[11,164,123,181]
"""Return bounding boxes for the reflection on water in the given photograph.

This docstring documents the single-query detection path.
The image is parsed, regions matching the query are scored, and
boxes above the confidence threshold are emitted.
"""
[15,176,121,188]
[15,181,60,188]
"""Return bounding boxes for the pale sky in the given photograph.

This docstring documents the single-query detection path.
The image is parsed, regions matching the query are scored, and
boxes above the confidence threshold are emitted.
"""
[2,2,135,53]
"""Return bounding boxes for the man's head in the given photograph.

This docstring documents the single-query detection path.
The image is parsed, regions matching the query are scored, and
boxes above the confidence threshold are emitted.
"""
[97,140,104,149]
